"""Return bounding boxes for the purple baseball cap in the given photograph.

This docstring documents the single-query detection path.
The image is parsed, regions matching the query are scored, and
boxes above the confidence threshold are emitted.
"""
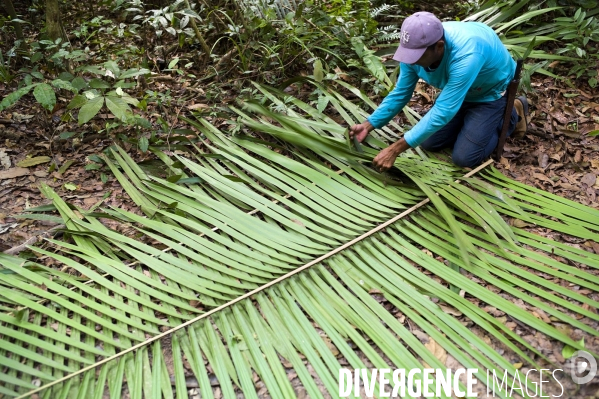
[393,12,444,64]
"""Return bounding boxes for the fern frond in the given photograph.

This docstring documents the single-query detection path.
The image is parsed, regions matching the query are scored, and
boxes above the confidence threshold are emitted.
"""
[370,4,394,18]
[373,25,401,43]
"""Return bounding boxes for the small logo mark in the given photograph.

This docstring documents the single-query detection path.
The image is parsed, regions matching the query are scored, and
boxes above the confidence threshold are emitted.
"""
[570,351,597,384]
[400,30,410,44]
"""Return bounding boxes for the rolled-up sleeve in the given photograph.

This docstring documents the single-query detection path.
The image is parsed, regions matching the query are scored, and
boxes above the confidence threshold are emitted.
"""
[367,64,418,129]
[403,52,485,147]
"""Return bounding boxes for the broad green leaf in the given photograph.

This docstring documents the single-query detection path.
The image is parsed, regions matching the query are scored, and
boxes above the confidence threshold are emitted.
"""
[0,84,35,112]
[17,156,52,167]
[71,77,88,91]
[103,60,120,76]
[313,59,323,82]
[58,159,75,175]
[316,95,329,112]
[119,68,150,79]
[78,96,104,125]
[105,95,131,121]
[67,94,87,110]
[13,214,63,224]
[562,338,584,359]
[33,83,56,111]
[85,163,102,171]
[51,79,77,93]
[139,137,149,153]
[88,78,111,89]
[57,72,74,81]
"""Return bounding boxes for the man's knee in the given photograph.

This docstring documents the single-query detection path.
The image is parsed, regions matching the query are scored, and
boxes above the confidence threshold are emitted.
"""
[451,151,482,168]
[421,141,446,152]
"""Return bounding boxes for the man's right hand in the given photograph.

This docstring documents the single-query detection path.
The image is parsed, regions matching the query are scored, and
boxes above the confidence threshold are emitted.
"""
[349,121,374,143]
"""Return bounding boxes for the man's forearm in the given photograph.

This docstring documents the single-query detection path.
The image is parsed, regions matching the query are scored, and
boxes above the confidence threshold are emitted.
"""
[361,122,410,155]
[389,137,411,155]
[371,137,412,171]
[361,120,375,132]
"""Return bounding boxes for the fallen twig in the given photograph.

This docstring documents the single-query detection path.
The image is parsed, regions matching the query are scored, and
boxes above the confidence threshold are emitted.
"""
[3,224,64,255]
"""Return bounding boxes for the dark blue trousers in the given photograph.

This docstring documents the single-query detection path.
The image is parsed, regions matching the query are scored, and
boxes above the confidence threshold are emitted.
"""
[420,95,518,167]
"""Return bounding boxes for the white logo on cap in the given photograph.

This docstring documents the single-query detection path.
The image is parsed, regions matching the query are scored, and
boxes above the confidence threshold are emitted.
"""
[400,30,410,43]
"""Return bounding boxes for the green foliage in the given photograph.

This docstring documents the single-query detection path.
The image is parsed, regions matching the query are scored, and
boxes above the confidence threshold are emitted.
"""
[553,9,599,86]
[128,0,195,39]
[464,0,599,87]
[0,50,15,84]
[29,38,89,70]
[0,56,148,129]
[71,16,117,44]
[65,61,149,126]
[0,61,73,113]
[350,37,393,92]
[33,83,56,111]
[0,84,36,112]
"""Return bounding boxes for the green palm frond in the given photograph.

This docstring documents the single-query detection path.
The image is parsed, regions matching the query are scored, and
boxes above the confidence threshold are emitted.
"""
[0,81,598,399]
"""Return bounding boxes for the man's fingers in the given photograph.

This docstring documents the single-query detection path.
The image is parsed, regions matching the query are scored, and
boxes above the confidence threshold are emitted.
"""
[375,163,389,172]
[372,157,392,173]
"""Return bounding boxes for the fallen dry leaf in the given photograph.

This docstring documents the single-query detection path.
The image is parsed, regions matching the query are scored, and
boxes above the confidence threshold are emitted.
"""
[0,149,10,169]
[290,218,305,227]
[555,323,573,338]
[538,152,549,168]
[581,173,596,186]
[16,156,51,168]
[445,354,463,370]
[189,300,203,309]
[509,218,533,228]
[425,338,448,365]
[187,103,210,110]
[439,304,463,316]
[322,336,339,357]
[533,173,555,186]
[531,309,551,323]
[334,67,351,82]
[0,167,29,180]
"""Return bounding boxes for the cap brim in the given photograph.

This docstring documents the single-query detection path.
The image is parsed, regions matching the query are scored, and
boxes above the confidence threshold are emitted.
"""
[392,45,427,64]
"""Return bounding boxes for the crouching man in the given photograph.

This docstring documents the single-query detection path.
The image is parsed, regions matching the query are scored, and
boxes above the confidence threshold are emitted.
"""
[350,11,529,170]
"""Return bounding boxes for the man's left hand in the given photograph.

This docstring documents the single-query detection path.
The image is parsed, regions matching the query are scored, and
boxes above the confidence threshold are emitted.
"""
[372,138,411,172]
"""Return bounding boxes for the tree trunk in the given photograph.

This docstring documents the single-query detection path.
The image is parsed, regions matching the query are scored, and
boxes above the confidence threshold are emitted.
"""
[45,0,62,41]
[183,0,211,56]
[3,0,25,43]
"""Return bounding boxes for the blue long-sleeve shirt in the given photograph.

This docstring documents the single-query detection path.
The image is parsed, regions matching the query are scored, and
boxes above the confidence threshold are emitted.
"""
[367,21,516,148]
